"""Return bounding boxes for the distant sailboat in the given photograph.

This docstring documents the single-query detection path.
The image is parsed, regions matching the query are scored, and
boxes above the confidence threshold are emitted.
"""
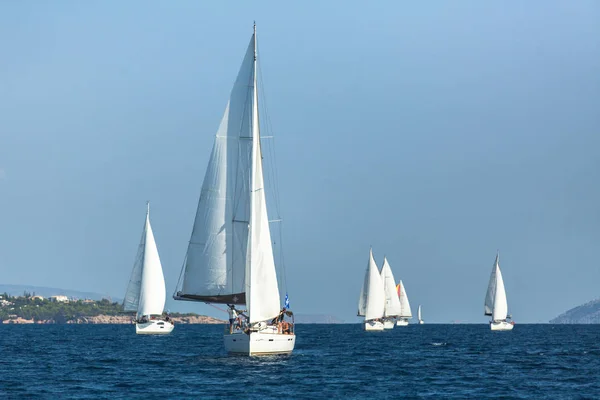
[123,203,174,334]
[173,24,295,355]
[396,280,412,326]
[418,305,424,324]
[380,257,402,329]
[358,249,385,331]
[484,252,514,331]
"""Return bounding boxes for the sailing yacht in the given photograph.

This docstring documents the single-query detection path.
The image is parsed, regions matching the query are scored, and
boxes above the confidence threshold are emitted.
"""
[380,257,402,329]
[418,305,424,324]
[485,252,514,331]
[395,280,412,326]
[123,203,174,334]
[358,249,385,331]
[173,24,295,355]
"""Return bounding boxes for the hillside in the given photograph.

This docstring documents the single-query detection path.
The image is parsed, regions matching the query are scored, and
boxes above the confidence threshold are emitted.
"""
[0,293,223,324]
[550,298,600,324]
[0,284,121,302]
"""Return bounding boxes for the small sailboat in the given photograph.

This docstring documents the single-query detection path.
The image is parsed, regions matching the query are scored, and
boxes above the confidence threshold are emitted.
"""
[418,305,424,324]
[173,24,295,355]
[358,249,385,331]
[396,280,412,326]
[123,203,174,334]
[485,252,514,331]
[380,257,402,329]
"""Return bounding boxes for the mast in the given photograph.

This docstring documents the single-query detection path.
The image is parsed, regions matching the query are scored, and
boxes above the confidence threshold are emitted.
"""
[246,21,259,322]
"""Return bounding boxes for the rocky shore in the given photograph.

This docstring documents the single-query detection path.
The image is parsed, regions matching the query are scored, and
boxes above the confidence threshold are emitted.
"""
[2,314,225,324]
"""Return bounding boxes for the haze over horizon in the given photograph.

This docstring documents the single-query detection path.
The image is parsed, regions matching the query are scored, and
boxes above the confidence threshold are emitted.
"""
[1,2,598,323]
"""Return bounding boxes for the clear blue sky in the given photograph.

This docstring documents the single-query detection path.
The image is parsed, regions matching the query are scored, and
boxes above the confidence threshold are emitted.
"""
[0,1,598,323]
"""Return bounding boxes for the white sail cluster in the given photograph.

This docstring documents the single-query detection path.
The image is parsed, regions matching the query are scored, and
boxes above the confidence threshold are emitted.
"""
[358,249,414,329]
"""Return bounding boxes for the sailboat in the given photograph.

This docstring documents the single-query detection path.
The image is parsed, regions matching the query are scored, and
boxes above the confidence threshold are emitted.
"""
[485,252,514,331]
[395,280,412,326]
[358,249,385,331]
[123,203,174,334]
[380,257,402,329]
[418,305,424,324]
[173,24,295,355]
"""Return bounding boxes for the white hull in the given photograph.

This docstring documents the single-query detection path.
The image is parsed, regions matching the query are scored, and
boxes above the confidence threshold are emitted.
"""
[136,319,174,334]
[383,318,395,329]
[490,320,514,331]
[419,320,424,325]
[364,320,384,331]
[396,318,409,326]
[224,329,295,355]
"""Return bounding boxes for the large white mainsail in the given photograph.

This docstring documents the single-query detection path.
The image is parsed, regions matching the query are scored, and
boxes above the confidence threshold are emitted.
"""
[397,280,412,318]
[381,257,402,317]
[123,204,167,320]
[175,26,281,326]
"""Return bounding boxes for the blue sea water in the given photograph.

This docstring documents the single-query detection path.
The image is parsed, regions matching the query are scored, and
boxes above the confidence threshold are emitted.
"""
[1,324,599,399]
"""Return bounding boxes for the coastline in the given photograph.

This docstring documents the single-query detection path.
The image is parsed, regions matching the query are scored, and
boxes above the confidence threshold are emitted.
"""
[1,315,225,325]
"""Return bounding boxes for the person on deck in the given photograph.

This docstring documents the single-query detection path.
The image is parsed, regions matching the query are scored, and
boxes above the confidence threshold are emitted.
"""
[228,305,238,333]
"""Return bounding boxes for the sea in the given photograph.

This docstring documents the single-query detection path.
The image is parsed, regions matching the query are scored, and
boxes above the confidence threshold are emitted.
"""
[1,324,599,399]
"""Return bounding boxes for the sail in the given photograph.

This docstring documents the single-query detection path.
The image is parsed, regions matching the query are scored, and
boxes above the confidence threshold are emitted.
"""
[397,280,412,318]
[246,30,281,324]
[484,253,499,316]
[176,29,281,324]
[381,257,402,317]
[418,305,422,321]
[364,249,385,321]
[123,219,146,312]
[177,36,255,304]
[124,206,167,318]
[357,250,371,316]
[492,263,508,321]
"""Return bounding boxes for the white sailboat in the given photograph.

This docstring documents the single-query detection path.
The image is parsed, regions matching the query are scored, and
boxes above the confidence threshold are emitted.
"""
[380,257,402,329]
[173,24,295,355]
[123,203,174,334]
[358,249,385,331]
[485,252,514,331]
[418,305,424,324]
[396,280,412,326]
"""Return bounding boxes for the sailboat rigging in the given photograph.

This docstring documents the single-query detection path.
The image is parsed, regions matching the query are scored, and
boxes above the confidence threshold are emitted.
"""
[123,202,174,334]
[173,24,295,355]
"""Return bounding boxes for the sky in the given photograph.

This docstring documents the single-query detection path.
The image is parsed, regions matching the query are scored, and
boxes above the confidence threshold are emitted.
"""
[0,1,598,323]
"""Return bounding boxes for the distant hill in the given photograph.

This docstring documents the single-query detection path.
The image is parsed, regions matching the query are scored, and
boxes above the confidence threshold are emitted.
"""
[0,284,121,303]
[294,314,345,324]
[550,299,600,324]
